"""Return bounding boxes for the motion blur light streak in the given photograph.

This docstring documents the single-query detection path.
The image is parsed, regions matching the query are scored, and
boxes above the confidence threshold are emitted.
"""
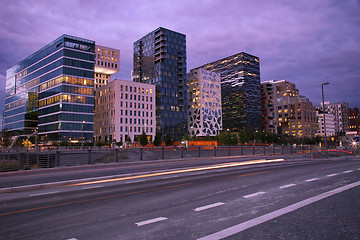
[70,159,284,186]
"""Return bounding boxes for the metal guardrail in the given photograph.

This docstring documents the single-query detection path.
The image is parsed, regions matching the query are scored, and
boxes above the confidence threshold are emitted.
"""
[1,145,355,172]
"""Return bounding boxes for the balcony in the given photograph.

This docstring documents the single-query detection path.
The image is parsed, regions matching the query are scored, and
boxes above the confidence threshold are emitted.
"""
[154,30,164,37]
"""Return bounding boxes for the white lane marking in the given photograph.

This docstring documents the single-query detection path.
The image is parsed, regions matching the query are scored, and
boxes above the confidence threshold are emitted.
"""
[194,202,225,212]
[136,217,167,226]
[67,238,78,240]
[327,173,338,177]
[198,180,360,240]
[83,185,103,190]
[279,184,296,189]
[343,170,353,173]
[243,191,266,199]
[29,191,59,197]
[305,178,320,182]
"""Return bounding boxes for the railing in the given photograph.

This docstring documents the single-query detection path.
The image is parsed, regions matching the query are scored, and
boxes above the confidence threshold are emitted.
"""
[0,145,320,172]
[1,145,357,172]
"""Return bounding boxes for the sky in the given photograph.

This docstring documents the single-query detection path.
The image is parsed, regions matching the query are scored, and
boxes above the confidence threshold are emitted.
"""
[0,0,359,118]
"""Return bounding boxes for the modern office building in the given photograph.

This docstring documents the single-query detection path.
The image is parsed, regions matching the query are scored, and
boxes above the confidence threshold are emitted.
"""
[94,79,156,144]
[320,102,349,135]
[194,52,262,132]
[261,80,276,133]
[4,34,117,143]
[187,69,222,137]
[94,45,120,89]
[270,80,318,138]
[133,27,187,140]
[348,107,359,134]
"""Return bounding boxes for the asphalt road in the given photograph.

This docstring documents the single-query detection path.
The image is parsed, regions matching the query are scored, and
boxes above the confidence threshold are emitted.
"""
[0,155,298,188]
[0,158,359,240]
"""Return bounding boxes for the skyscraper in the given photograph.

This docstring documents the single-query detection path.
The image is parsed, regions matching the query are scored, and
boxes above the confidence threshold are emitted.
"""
[194,52,262,132]
[4,35,117,143]
[133,27,187,139]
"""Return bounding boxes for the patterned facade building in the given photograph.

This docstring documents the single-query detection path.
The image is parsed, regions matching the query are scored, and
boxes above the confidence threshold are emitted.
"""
[187,69,222,137]
[133,27,187,140]
[94,79,156,144]
[194,52,262,132]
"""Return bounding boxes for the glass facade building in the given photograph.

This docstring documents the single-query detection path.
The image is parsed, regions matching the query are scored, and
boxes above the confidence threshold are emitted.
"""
[194,52,262,131]
[133,27,187,139]
[4,35,95,142]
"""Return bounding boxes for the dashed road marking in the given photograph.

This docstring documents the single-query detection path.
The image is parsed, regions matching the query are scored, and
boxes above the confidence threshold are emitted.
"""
[343,170,353,173]
[279,184,296,189]
[243,191,266,199]
[327,173,338,177]
[136,217,167,226]
[29,191,59,197]
[198,181,360,240]
[194,202,225,212]
[305,178,320,182]
[67,238,78,240]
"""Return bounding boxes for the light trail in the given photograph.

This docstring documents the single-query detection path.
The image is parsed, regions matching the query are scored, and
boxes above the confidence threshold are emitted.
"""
[70,158,284,186]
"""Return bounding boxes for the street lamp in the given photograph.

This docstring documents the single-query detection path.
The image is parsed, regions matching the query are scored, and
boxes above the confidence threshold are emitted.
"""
[82,120,85,148]
[321,82,329,152]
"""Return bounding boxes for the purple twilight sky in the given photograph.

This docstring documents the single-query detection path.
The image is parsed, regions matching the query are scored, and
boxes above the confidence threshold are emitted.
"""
[0,0,359,117]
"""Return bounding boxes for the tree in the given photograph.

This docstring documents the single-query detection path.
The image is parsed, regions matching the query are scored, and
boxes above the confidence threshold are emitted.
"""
[165,133,173,146]
[219,131,238,145]
[153,132,162,146]
[182,134,190,141]
[190,134,198,141]
[139,131,149,147]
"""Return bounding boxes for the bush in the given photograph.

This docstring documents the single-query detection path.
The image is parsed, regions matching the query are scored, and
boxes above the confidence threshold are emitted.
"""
[153,132,162,146]
[139,131,148,147]
[95,140,106,146]
[165,133,173,146]
[60,141,69,146]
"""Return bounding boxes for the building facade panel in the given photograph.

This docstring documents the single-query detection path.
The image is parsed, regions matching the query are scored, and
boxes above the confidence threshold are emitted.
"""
[4,35,95,142]
[187,69,222,137]
[94,80,156,144]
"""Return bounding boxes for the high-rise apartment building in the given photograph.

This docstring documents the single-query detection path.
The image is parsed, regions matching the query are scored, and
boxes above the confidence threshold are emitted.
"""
[133,27,187,140]
[320,102,349,135]
[187,69,222,137]
[316,110,335,137]
[94,80,155,144]
[348,107,359,134]
[194,52,262,132]
[4,35,117,143]
[270,80,318,138]
[261,81,276,133]
[94,45,120,89]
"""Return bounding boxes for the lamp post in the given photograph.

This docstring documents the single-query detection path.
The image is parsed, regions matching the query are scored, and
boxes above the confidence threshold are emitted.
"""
[82,120,85,149]
[321,82,329,152]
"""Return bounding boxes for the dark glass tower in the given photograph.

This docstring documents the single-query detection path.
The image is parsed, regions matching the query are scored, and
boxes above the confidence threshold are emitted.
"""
[133,27,187,139]
[4,35,95,142]
[195,52,262,131]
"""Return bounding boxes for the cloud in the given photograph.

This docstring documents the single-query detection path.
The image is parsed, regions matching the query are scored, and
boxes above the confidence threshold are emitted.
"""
[0,0,359,115]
